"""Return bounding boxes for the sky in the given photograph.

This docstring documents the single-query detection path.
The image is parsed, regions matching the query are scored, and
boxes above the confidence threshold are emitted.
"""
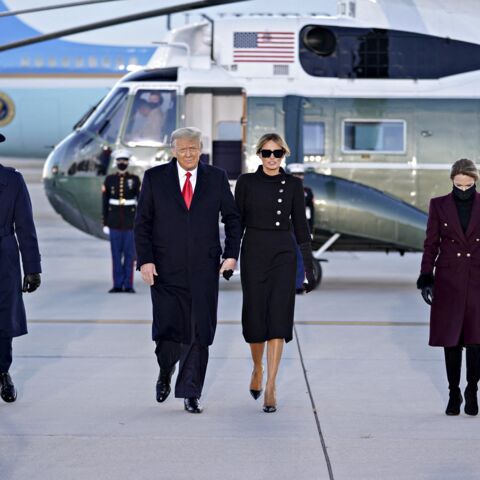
[3,0,339,46]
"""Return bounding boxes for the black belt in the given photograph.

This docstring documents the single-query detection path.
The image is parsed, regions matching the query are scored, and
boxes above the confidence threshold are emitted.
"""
[0,226,14,237]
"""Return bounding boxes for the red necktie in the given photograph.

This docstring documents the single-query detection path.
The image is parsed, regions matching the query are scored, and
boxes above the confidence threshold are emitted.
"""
[182,172,193,209]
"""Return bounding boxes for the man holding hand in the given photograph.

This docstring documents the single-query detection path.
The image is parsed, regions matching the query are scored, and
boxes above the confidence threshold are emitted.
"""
[134,127,241,413]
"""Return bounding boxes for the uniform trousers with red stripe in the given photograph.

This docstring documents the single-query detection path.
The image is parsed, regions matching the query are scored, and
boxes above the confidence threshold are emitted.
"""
[109,229,136,290]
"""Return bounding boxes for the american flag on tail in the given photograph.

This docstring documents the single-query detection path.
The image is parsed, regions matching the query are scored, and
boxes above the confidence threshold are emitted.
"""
[233,31,295,63]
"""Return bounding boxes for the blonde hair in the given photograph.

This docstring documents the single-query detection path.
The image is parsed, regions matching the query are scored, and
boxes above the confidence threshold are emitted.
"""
[171,127,202,147]
[255,133,290,157]
[450,158,479,181]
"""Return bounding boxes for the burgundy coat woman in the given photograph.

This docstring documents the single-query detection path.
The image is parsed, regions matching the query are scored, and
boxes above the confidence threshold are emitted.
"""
[420,192,480,346]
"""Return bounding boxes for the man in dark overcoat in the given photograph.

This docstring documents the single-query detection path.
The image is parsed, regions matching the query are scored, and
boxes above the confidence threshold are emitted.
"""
[134,127,241,414]
[0,133,42,403]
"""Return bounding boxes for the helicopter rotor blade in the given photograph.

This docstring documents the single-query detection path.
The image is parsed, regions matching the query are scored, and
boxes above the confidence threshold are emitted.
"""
[0,0,250,52]
[0,0,127,18]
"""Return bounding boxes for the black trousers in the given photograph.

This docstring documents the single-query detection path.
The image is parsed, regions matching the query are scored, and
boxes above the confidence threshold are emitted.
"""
[444,346,480,391]
[0,337,13,373]
[155,339,209,398]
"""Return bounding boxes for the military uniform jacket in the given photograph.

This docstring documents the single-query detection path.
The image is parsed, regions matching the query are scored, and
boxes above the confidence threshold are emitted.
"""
[0,165,41,338]
[421,192,480,346]
[134,159,242,346]
[102,172,141,230]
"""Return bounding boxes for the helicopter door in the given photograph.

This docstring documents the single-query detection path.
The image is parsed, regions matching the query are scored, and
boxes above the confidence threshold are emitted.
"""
[184,88,245,179]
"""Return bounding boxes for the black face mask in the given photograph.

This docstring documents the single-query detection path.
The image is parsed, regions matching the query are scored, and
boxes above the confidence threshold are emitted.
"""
[117,163,128,171]
[453,184,476,200]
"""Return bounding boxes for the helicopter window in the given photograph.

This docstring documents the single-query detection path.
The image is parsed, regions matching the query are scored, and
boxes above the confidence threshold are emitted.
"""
[343,120,405,154]
[123,89,177,146]
[303,121,325,155]
[216,121,242,140]
[82,87,129,139]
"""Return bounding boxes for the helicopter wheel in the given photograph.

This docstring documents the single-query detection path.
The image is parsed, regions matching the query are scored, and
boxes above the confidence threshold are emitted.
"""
[312,259,322,289]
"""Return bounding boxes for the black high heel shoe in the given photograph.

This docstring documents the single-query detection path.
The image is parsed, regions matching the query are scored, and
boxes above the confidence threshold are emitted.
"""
[263,386,277,413]
[250,366,263,400]
[445,388,463,416]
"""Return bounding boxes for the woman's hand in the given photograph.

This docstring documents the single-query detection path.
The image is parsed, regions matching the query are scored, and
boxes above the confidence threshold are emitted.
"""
[421,286,434,306]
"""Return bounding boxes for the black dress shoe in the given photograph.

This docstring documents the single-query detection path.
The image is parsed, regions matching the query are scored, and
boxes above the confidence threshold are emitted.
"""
[445,388,463,415]
[156,366,175,403]
[464,385,478,416]
[0,373,17,403]
[108,287,123,293]
[184,397,203,414]
[123,288,136,293]
[249,367,263,400]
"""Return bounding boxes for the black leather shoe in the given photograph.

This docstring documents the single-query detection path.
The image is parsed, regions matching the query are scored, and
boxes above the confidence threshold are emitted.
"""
[123,288,136,293]
[445,388,463,415]
[263,405,277,413]
[108,287,123,293]
[464,385,478,416]
[0,373,17,403]
[184,397,203,414]
[156,366,175,403]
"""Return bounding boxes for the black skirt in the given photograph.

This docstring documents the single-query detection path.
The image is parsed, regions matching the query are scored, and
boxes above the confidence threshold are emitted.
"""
[240,227,297,343]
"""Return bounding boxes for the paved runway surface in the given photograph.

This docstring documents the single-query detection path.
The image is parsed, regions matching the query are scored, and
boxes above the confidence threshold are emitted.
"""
[1,158,479,480]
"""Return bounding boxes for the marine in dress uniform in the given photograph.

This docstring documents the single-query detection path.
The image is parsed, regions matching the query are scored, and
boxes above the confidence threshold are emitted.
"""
[0,133,42,403]
[417,159,480,416]
[287,164,316,292]
[102,150,141,293]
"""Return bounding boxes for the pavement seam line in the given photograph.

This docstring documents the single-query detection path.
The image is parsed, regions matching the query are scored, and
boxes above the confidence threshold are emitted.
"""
[294,324,335,480]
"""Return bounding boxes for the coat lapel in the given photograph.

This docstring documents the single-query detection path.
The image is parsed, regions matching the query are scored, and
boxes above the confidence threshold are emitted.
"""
[466,192,480,238]
[442,194,466,241]
[165,159,188,212]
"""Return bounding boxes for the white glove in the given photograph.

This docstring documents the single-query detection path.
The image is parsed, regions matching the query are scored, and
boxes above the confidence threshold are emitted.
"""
[103,226,110,235]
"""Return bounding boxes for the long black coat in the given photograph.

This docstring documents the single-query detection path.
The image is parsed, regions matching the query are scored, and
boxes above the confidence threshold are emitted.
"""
[0,165,41,338]
[134,159,241,346]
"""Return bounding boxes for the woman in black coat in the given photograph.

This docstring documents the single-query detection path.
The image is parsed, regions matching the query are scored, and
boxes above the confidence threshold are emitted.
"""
[235,133,315,412]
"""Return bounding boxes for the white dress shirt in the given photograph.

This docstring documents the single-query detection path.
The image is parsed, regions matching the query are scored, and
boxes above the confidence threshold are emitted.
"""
[177,162,198,192]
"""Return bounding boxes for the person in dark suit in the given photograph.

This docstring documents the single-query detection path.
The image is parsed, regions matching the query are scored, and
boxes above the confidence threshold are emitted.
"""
[418,158,480,416]
[134,127,241,414]
[0,133,41,403]
[234,133,315,413]
[102,149,141,293]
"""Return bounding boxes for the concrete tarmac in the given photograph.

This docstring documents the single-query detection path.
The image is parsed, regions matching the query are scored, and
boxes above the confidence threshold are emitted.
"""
[1,158,479,480]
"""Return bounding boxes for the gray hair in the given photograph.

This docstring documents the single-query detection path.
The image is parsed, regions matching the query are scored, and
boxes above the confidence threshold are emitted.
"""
[170,127,202,147]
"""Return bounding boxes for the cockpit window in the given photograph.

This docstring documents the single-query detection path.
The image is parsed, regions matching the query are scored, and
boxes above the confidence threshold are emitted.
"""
[123,89,177,146]
[82,87,128,140]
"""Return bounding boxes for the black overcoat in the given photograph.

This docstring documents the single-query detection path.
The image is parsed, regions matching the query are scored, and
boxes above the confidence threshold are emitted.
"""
[421,192,480,346]
[134,159,241,346]
[0,165,41,338]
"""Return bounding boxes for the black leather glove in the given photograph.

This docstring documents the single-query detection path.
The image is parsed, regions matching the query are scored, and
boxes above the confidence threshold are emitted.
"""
[299,242,315,293]
[222,269,234,281]
[421,286,433,306]
[22,273,41,293]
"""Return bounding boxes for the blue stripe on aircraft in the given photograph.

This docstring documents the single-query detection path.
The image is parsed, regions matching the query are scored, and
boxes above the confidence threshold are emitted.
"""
[0,0,156,74]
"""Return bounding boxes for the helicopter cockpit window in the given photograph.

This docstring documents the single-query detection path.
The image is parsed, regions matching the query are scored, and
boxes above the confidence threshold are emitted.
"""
[123,89,177,146]
[342,120,405,154]
[82,87,129,142]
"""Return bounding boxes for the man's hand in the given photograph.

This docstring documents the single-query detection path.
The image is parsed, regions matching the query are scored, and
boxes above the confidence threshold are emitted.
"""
[220,258,237,280]
[140,263,157,286]
[22,273,41,293]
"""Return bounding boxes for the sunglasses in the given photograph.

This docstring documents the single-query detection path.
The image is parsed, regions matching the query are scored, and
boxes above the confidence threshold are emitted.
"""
[260,149,284,159]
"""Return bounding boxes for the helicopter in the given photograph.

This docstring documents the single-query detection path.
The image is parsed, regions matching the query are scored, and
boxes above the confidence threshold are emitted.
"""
[3,0,480,286]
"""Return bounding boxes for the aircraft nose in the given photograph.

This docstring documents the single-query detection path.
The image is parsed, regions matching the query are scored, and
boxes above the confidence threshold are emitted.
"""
[0,133,5,143]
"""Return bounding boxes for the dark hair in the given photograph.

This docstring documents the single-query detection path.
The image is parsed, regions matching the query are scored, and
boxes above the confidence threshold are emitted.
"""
[255,133,290,156]
[450,158,479,181]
